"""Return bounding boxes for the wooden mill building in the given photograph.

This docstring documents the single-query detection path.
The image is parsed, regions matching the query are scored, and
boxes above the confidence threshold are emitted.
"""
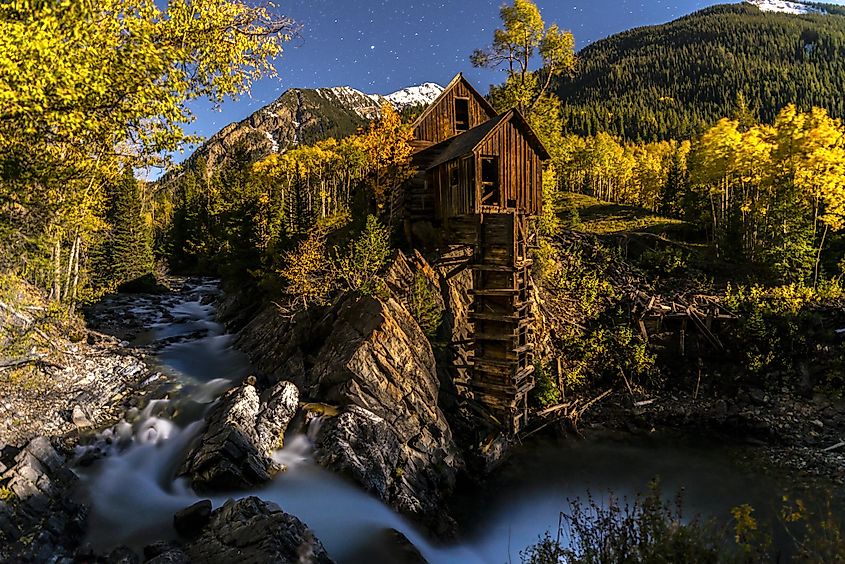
[402,74,549,432]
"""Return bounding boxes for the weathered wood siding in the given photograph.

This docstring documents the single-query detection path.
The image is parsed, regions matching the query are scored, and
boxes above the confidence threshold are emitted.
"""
[474,120,543,216]
[429,156,476,220]
[413,80,495,146]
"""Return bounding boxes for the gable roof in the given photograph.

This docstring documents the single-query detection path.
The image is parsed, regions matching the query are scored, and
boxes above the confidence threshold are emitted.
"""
[410,73,497,132]
[420,109,551,170]
[423,113,509,169]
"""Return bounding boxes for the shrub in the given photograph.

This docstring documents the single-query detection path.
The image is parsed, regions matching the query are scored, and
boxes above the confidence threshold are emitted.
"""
[521,488,845,563]
[521,482,728,564]
[0,486,15,503]
[333,215,392,296]
[278,229,334,308]
[561,325,655,391]
[781,495,845,562]
[639,246,688,275]
[723,281,845,388]
[408,271,442,339]
[532,360,561,408]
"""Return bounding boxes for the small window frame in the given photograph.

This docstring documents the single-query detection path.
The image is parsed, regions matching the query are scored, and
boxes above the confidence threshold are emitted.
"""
[454,97,470,133]
[480,155,500,207]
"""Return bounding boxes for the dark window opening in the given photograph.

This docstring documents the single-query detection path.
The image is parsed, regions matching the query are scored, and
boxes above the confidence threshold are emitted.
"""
[455,98,470,133]
[450,167,460,189]
[481,157,499,206]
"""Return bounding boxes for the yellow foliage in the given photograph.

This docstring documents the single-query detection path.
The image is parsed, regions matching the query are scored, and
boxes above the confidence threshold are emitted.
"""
[361,103,415,210]
[278,230,334,308]
[731,504,758,545]
[0,0,293,304]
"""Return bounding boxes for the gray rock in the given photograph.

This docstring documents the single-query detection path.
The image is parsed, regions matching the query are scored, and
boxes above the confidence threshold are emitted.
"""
[343,527,428,564]
[72,404,93,430]
[184,496,333,564]
[0,438,87,560]
[256,380,299,454]
[144,541,189,563]
[178,383,273,492]
[146,549,190,564]
[107,545,140,563]
[173,499,212,538]
[178,379,299,493]
[314,406,406,507]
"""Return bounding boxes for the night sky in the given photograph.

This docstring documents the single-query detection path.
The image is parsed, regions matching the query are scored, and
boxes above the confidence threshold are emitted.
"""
[183,0,845,145]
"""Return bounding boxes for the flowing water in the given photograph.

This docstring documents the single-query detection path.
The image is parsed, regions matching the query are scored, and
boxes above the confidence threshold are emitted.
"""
[77,282,807,563]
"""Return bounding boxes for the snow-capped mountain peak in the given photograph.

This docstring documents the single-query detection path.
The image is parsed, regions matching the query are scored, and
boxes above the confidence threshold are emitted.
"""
[745,0,826,15]
[188,80,445,173]
[305,83,443,118]
[384,83,445,110]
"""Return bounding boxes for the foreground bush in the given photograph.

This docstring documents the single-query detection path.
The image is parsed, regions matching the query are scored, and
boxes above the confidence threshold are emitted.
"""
[520,483,845,563]
[521,482,728,564]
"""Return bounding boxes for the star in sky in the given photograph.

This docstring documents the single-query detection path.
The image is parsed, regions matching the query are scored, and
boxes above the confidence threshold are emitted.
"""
[183,0,845,142]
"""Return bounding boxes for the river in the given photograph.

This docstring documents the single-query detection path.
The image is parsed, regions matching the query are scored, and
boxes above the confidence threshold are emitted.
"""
[76,281,809,563]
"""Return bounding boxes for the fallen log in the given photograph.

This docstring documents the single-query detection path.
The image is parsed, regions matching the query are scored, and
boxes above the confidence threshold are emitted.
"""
[536,401,574,417]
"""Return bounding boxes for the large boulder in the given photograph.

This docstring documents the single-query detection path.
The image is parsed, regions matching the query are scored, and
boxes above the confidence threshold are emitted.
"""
[178,380,298,492]
[184,496,332,564]
[236,251,463,529]
[0,437,86,562]
[312,406,407,507]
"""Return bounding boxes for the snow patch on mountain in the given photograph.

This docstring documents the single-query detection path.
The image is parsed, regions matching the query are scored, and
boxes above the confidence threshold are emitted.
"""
[385,83,445,110]
[745,0,826,15]
[315,86,383,119]
[264,131,279,152]
[308,83,443,117]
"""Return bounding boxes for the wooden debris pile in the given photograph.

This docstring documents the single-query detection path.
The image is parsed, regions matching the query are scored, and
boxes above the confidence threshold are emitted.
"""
[629,291,736,355]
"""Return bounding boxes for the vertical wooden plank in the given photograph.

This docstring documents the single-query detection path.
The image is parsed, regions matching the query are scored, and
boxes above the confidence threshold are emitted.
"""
[475,153,481,214]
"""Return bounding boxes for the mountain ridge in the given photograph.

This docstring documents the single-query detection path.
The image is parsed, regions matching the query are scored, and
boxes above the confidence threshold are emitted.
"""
[745,0,826,14]
[184,82,443,176]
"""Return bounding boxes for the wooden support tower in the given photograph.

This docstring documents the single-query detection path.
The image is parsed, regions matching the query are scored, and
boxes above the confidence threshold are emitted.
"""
[402,73,549,433]
[469,213,535,431]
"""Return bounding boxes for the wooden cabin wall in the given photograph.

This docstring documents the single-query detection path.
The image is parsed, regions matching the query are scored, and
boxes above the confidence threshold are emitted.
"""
[413,81,495,146]
[474,120,542,215]
[430,157,476,220]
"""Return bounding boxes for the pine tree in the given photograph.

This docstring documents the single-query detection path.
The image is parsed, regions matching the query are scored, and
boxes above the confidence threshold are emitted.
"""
[105,168,155,286]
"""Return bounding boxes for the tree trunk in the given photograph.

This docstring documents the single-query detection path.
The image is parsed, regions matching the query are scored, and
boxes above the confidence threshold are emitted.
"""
[70,234,82,308]
[814,223,829,288]
[63,231,79,302]
[53,239,62,304]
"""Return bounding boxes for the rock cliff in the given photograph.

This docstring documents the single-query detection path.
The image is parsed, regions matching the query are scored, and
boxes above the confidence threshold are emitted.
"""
[235,251,463,531]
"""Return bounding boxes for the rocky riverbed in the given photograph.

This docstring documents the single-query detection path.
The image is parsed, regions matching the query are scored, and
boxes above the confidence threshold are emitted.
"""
[0,278,336,562]
[0,274,469,562]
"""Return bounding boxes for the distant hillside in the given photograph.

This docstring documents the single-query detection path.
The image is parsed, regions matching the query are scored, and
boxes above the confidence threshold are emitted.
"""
[555,3,845,140]
[183,83,443,177]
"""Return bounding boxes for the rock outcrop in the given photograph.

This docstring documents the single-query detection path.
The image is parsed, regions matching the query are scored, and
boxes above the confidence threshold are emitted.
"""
[184,496,333,564]
[173,499,213,538]
[236,251,463,530]
[178,380,298,492]
[0,437,86,562]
